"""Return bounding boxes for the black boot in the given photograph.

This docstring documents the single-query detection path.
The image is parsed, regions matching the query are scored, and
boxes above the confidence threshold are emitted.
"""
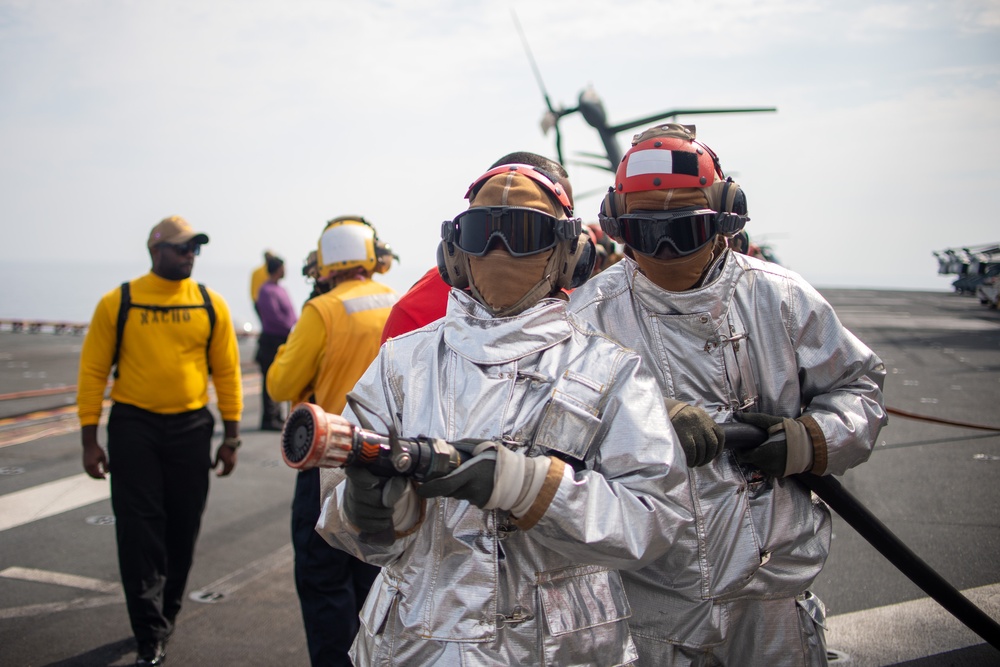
[136,639,166,666]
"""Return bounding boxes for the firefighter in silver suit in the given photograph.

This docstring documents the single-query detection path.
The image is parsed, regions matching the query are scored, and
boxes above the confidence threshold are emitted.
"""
[570,124,887,667]
[315,161,694,666]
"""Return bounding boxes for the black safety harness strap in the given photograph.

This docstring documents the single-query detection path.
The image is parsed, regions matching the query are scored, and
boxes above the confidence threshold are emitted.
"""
[112,282,216,378]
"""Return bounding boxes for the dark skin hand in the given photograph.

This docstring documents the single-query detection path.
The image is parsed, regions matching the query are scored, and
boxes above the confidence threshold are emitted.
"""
[81,425,108,479]
[213,420,240,477]
[81,419,241,479]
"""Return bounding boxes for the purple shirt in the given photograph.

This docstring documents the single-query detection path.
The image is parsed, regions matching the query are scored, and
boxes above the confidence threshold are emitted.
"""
[256,281,298,336]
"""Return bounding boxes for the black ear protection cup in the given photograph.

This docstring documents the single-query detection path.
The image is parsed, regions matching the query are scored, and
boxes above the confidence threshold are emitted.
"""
[566,234,597,289]
[705,177,749,236]
[436,239,468,289]
[436,219,468,288]
[435,242,451,286]
[599,187,625,241]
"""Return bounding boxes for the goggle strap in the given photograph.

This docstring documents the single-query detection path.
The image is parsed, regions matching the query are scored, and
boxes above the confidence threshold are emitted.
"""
[440,219,457,243]
[556,217,582,241]
[464,164,573,216]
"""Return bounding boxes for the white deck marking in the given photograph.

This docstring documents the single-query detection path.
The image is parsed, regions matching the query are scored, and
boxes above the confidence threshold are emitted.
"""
[826,582,1000,665]
[0,594,124,620]
[0,473,110,532]
[0,544,293,619]
[0,566,120,594]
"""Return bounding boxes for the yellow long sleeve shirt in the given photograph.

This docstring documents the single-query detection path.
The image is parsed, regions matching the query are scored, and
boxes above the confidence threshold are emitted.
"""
[250,263,268,303]
[267,278,396,415]
[77,272,244,426]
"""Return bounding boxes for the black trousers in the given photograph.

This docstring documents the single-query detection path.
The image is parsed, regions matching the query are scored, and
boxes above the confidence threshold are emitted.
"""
[256,332,288,427]
[108,403,214,644]
[292,468,379,667]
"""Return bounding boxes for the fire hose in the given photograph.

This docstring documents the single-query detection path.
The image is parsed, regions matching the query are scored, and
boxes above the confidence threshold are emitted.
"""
[723,422,1000,651]
[280,402,480,545]
[280,402,475,479]
[279,404,999,650]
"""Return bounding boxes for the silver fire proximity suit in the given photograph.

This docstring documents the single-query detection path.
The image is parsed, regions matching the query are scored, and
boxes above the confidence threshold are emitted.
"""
[570,251,887,666]
[316,289,694,666]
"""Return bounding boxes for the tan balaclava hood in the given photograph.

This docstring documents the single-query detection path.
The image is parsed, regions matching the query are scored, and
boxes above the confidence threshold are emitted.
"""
[625,186,708,215]
[632,235,726,292]
[625,183,723,292]
[465,171,568,316]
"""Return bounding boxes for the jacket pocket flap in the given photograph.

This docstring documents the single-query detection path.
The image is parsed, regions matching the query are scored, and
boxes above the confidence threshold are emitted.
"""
[538,565,631,637]
[533,393,602,461]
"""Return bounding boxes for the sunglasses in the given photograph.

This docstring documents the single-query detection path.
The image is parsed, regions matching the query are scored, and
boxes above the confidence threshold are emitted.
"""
[159,241,202,256]
[612,208,718,257]
[443,207,581,257]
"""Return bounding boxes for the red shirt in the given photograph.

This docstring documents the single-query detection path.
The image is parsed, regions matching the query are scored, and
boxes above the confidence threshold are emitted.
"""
[380,267,451,343]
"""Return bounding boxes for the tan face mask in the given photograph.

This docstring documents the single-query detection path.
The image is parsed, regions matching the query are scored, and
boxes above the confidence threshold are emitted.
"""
[468,248,554,310]
[632,236,723,292]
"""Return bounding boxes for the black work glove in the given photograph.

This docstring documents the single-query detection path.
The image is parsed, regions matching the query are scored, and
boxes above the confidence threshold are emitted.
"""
[343,466,409,534]
[417,443,553,516]
[734,412,814,478]
[666,399,725,467]
[416,445,499,508]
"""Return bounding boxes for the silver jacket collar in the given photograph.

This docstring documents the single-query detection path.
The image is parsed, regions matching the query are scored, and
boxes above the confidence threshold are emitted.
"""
[443,289,572,364]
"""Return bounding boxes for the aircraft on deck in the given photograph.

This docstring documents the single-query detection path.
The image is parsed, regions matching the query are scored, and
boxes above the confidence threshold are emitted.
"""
[933,242,1000,306]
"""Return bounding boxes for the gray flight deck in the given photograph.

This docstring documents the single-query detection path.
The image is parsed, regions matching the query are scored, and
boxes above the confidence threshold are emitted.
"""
[0,289,998,666]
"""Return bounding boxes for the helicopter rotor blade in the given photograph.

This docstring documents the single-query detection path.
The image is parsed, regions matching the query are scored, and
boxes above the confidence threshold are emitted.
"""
[571,185,613,202]
[575,150,614,161]
[571,151,614,172]
[607,107,777,135]
[512,10,557,116]
[568,158,616,174]
[512,9,574,164]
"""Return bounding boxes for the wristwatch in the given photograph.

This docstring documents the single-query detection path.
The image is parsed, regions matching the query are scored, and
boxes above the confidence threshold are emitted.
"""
[221,436,242,450]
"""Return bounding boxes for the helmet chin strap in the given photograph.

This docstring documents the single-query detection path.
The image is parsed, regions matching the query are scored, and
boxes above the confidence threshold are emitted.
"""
[468,245,567,317]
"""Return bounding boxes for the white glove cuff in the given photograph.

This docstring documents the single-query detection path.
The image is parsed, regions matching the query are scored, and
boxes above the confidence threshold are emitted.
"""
[481,444,552,516]
[484,444,526,511]
[782,417,814,476]
[391,482,421,533]
[510,455,551,518]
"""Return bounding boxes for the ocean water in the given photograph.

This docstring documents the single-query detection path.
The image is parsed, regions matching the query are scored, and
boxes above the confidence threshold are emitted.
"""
[0,259,428,331]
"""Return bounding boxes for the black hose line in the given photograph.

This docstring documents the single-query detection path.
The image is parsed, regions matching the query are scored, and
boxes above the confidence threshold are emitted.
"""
[721,422,1000,651]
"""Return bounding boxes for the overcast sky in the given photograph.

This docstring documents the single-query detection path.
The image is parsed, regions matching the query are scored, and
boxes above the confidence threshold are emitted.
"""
[1,1,998,326]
